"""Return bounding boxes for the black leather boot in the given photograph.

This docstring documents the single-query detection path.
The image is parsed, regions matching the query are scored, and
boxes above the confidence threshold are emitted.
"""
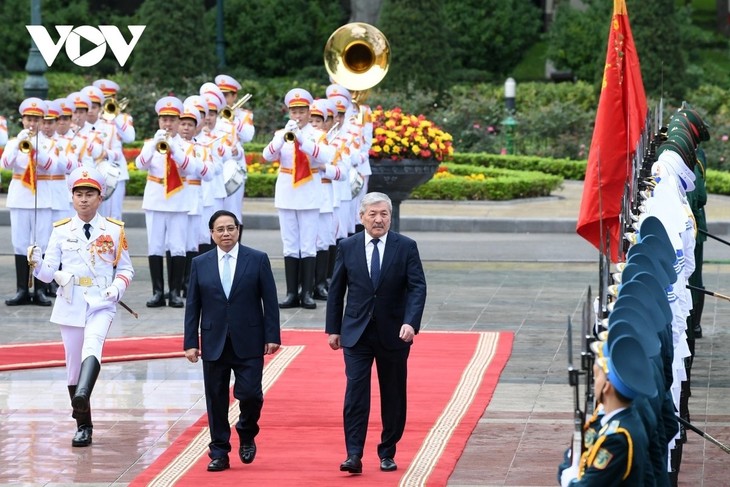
[279,257,300,308]
[182,251,198,298]
[72,356,100,415]
[299,257,317,309]
[168,255,186,308]
[68,385,93,447]
[33,278,52,306]
[165,251,172,300]
[146,255,166,307]
[313,250,329,300]
[5,255,32,306]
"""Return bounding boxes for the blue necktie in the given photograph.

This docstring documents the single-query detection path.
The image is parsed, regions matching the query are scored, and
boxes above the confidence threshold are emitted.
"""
[222,254,232,298]
[83,223,91,240]
[370,238,380,288]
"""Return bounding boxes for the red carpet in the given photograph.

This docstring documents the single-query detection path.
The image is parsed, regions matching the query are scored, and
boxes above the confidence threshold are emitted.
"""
[131,329,513,487]
[0,335,184,371]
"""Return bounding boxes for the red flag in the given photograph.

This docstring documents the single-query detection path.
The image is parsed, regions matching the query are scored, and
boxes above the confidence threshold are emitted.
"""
[164,152,184,198]
[576,0,647,262]
[291,140,313,187]
[21,150,36,194]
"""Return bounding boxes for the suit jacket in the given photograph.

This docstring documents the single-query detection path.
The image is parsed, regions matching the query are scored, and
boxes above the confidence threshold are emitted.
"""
[184,244,280,361]
[325,230,427,350]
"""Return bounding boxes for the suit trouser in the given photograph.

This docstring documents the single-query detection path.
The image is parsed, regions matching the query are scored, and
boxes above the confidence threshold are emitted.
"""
[203,337,264,459]
[343,323,409,459]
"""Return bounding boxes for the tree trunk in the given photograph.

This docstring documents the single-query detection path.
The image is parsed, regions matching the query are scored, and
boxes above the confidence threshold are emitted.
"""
[349,0,384,25]
[718,0,730,36]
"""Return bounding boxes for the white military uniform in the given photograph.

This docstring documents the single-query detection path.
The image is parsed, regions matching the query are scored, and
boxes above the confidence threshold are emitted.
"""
[0,115,7,147]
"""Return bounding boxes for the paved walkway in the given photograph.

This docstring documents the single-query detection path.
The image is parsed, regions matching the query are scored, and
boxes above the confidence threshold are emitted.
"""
[0,185,728,486]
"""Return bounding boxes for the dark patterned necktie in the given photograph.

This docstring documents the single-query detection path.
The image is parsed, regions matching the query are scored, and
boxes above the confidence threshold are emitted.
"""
[371,238,380,287]
[83,223,91,240]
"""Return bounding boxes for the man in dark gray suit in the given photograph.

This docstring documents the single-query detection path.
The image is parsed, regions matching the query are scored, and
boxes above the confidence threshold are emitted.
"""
[184,210,281,472]
[326,192,427,475]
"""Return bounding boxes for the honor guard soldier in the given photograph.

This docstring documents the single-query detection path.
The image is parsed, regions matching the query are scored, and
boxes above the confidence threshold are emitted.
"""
[263,88,335,309]
[136,96,200,308]
[29,166,134,447]
[203,81,246,222]
[215,74,255,144]
[327,85,359,236]
[94,79,136,220]
[558,333,654,486]
[41,100,75,223]
[2,98,61,306]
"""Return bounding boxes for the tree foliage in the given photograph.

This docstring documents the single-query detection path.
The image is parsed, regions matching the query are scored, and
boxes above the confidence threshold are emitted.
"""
[130,0,215,91]
[546,0,691,100]
[209,0,345,80]
[442,0,542,81]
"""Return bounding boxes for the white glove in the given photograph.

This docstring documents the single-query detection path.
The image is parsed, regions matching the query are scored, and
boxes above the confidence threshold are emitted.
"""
[27,245,42,267]
[17,129,31,141]
[103,285,119,302]
[270,132,285,151]
[154,129,167,142]
[560,464,579,487]
[295,128,306,144]
[284,120,298,132]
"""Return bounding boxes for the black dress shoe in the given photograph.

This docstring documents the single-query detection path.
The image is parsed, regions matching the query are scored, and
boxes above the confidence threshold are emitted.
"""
[207,457,230,472]
[339,454,362,474]
[693,324,703,338]
[239,439,256,464]
[72,425,93,447]
[380,457,397,472]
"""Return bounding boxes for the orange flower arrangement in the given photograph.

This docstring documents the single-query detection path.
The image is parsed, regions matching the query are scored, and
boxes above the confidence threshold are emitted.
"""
[369,106,454,162]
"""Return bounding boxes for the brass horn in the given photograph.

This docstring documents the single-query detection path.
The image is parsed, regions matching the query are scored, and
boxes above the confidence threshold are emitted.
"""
[324,22,390,98]
[19,132,35,153]
[220,93,253,122]
[101,97,129,121]
[284,131,296,143]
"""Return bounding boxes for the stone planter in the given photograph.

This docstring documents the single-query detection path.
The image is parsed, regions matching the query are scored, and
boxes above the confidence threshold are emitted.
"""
[367,158,440,232]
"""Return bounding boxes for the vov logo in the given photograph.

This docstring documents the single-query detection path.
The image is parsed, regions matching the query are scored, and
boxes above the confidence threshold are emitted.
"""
[26,25,146,67]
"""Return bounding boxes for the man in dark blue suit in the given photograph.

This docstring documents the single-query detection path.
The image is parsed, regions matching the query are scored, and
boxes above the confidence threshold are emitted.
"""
[184,210,281,472]
[326,192,427,475]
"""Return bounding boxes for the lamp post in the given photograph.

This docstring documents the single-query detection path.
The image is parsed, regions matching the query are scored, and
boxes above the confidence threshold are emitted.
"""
[215,0,226,69]
[501,77,517,155]
[23,0,48,99]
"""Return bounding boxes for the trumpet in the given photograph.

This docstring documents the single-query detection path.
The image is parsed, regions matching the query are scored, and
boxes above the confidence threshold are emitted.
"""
[101,97,129,121]
[220,93,253,122]
[19,131,36,154]
[284,131,297,143]
[156,132,171,154]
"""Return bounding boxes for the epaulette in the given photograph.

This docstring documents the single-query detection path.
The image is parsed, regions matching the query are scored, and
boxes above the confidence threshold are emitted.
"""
[603,419,621,436]
[106,217,125,226]
[53,217,72,227]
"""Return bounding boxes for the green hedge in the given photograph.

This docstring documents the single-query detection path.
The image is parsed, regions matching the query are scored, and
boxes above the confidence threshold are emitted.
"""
[452,153,587,180]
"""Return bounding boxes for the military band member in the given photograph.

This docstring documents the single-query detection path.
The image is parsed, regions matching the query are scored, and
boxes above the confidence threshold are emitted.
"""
[203,81,246,222]
[309,99,345,300]
[179,103,214,295]
[53,96,80,219]
[0,115,7,147]
[67,91,104,170]
[196,90,231,251]
[263,88,335,309]
[2,98,61,306]
[215,74,255,144]
[29,166,134,447]
[41,100,74,223]
[136,96,200,308]
[93,79,136,220]
[327,85,359,236]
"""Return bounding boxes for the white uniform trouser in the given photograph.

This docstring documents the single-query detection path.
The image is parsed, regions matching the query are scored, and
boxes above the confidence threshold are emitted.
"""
[99,181,125,221]
[336,202,352,238]
[316,212,335,251]
[200,199,224,246]
[10,208,52,254]
[221,183,245,225]
[278,208,319,258]
[187,214,202,252]
[144,210,188,256]
[350,176,369,230]
[60,306,115,385]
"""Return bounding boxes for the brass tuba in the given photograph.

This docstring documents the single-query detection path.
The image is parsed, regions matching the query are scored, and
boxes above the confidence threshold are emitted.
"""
[323,22,390,104]
[101,97,129,121]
